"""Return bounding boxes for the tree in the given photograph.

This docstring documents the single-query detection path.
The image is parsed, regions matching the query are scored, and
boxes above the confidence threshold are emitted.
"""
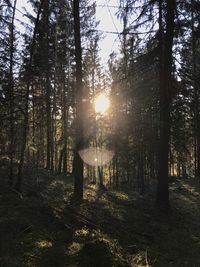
[156,0,176,208]
[73,0,84,200]
[15,0,44,191]
[8,0,17,185]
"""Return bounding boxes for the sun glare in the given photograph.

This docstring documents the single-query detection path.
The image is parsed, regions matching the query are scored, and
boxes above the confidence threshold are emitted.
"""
[95,94,109,114]
[79,147,114,166]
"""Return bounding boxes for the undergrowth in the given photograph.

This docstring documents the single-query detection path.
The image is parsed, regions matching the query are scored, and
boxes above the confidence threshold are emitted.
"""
[0,160,200,266]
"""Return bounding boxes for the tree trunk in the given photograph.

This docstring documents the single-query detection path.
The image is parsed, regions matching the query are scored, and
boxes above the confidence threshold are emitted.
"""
[43,0,51,170]
[139,150,145,195]
[191,0,200,179]
[62,74,68,174]
[15,1,44,191]
[156,0,176,209]
[52,23,58,171]
[73,0,84,200]
[9,0,17,185]
[32,84,36,165]
[58,148,64,174]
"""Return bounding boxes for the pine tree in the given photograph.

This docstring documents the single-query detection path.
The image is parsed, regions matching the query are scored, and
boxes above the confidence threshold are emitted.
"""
[73,0,84,200]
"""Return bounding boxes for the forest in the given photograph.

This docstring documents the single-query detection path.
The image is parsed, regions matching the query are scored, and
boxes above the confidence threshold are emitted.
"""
[0,0,200,266]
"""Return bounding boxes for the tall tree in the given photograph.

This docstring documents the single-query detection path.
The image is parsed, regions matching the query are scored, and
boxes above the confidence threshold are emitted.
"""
[191,0,200,179]
[42,0,52,170]
[73,0,84,200]
[15,0,44,191]
[156,0,176,208]
[8,0,17,185]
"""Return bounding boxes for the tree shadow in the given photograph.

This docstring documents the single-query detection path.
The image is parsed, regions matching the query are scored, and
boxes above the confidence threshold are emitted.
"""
[85,184,200,267]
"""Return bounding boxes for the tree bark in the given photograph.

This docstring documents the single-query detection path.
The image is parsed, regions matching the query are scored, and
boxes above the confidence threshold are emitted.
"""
[191,0,200,179]
[73,0,84,200]
[43,0,52,170]
[156,0,176,209]
[8,0,17,186]
[62,72,68,174]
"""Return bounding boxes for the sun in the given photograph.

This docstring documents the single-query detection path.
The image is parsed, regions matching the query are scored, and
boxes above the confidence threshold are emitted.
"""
[94,93,110,114]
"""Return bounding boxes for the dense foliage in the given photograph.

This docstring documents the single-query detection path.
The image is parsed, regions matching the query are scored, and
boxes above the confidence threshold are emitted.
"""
[0,0,200,207]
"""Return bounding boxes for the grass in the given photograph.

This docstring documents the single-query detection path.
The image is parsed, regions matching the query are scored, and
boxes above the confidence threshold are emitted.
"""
[0,159,200,266]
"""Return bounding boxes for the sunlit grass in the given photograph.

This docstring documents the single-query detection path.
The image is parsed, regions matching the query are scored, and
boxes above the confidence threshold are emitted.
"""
[75,227,90,238]
[71,228,128,267]
[67,242,83,256]
[113,191,129,201]
[36,240,52,249]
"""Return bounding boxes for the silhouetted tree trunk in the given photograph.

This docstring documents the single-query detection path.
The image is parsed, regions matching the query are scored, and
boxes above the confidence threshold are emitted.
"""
[32,84,36,165]
[52,24,58,171]
[43,0,52,170]
[139,150,145,195]
[58,147,64,174]
[156,0,176,208]
[73,0,84,200]
[8,0,17,186]
[50,97,55,171]
[15,1,44,191]
[192,0,200,179]
[62,71,68,173]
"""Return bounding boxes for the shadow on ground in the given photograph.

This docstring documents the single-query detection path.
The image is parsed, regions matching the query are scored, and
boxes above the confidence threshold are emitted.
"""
[1,160,200,266]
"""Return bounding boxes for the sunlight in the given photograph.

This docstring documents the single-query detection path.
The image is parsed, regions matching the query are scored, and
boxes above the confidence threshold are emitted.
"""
[36,240,52,249]
[95,93,110,114]
[79,147,114,166]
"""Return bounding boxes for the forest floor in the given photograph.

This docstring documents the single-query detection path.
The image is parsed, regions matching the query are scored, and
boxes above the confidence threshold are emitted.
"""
[1,159,200,267]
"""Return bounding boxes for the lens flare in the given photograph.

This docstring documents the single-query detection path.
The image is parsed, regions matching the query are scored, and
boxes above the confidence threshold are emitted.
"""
[79,147,114,166]
[95,93,109,114]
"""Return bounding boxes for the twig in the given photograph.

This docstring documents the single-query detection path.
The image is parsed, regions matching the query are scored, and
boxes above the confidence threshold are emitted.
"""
[11,188,23,199]
[14,225,32,241]
[145,249,150,267]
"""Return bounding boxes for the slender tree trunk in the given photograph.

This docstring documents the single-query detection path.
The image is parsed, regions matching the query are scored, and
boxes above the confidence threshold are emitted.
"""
[122,4,130,183]
[50,77,55,171]
[62,138,68,173]
[43,0,51,170]
[51,94,55,171]
[15,1,44,191]
[62,73,68,173]
[32,84,36,165]
[156,0,176,208]
[140,150,145,195]
[112,159,116,185]
[9,0,17,185]
[191,0,200,179]
[58,148,64,174]
[98,166,104,188]
[52,23,58,171]
[115,157,119,186]
[73,0,84,200]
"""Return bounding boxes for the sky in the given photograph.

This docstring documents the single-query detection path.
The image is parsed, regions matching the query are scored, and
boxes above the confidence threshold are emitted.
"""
[95,0,122,63]
[15,0,122,65]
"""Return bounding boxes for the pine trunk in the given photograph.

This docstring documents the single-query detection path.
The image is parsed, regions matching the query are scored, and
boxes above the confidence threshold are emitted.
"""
[192,0,200,179]
[15,1,44,191]
[156,0,176,208]
[9,0,17,185]
[73,0,84,200]
[43,0,51,170]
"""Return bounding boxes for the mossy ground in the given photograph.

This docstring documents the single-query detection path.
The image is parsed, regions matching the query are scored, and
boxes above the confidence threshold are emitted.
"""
[1,159,200,266]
